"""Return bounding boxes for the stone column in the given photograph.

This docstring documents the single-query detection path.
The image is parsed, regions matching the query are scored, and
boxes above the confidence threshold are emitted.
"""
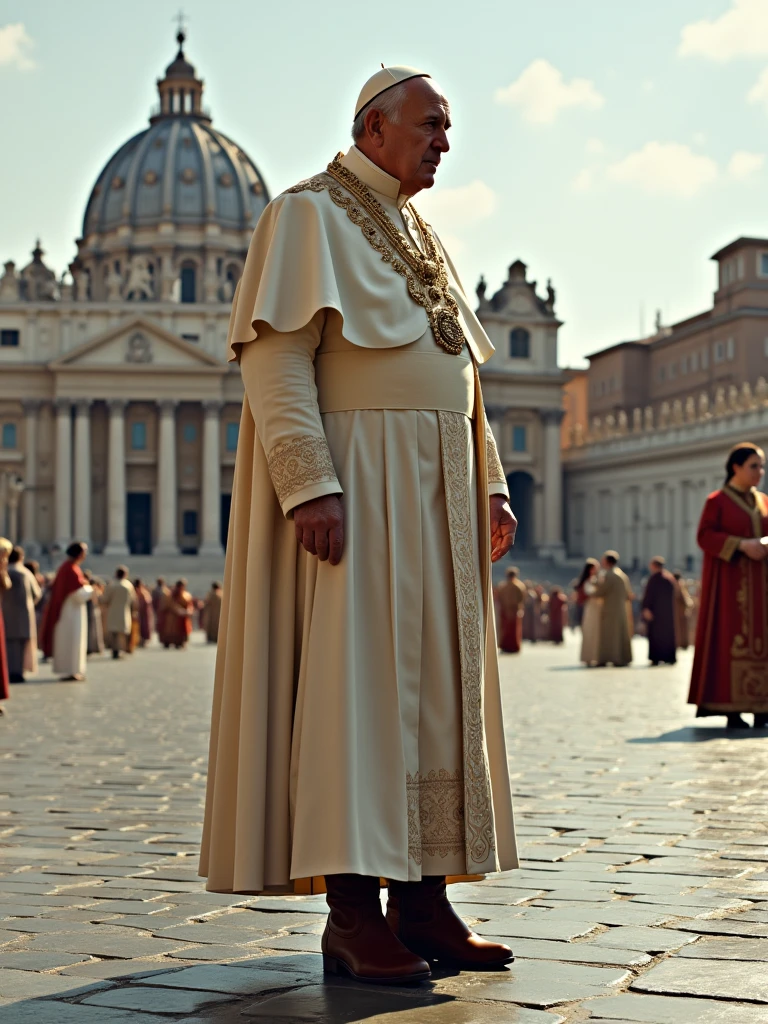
[198,400,224,556]
[538,409,566,561]
[21,399,42,548]
[154,399,180,556]
[104,400,129,557]
[73,399,92,545]
[54,398,73,547]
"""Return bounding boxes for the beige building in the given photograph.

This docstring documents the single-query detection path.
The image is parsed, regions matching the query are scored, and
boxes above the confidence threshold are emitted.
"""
[477,260,567,558]
[564,236,768,569]
[0,31,269,557]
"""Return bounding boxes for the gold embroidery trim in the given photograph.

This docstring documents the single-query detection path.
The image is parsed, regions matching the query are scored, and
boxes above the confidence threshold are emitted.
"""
[266,435,337,505]
[406,768,465,865]
[486,425,505,485]
[718,535,741,562]
[437,410,495,871]
[284,161,466,356]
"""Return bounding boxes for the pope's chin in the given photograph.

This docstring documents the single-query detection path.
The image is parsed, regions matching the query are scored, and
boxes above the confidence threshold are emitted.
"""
[417,164,439,189]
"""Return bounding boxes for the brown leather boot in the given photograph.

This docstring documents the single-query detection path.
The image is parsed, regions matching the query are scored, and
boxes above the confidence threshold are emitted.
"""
[387,876,514,968]
[322,873,431,984]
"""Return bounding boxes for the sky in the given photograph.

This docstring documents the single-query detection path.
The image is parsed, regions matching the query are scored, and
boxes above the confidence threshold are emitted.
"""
[2,0,768,366]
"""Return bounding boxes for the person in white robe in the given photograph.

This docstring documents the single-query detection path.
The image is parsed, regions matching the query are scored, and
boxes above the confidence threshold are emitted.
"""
[200,66,519,984]
[40,542,93,682]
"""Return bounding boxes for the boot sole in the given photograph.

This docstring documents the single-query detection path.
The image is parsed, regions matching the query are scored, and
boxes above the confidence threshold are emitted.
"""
[322,953,431,985]
[410,948,515,969]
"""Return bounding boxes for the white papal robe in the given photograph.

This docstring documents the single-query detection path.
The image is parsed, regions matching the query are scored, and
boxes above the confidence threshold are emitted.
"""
[200,146,518,895]
[53,586,93,677]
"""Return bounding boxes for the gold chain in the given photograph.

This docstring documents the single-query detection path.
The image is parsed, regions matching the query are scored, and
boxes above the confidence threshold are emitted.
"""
[323,155,466,355]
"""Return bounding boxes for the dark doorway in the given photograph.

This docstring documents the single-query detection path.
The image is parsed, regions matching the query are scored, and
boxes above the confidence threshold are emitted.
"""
[221,493,232,549]
[507,471,534,551]
[127,493,152,555]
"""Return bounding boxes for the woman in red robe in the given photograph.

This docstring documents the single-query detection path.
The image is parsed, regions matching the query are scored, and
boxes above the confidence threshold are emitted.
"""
[688,443,768,729]
[548,586,567,644]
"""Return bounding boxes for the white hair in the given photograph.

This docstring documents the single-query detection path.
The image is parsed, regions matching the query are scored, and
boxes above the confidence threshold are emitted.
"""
[351,81,409,141]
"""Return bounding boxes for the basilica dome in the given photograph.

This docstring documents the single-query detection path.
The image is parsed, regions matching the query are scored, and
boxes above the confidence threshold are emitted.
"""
[82,33,269,236]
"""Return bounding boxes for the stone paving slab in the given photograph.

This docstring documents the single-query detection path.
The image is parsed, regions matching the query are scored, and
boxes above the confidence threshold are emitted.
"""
[2,636,768,1022]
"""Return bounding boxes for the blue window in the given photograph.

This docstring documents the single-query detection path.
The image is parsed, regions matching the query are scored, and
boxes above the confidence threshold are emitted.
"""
[183,510,198,535]
[1,423,17,449]
[1,329,20,347]
[183,423,197,443]
[509,328,530,359]
[131,421,147,450]
[226,421,239,452]
[512,425,527,452]
[180,265,196,303]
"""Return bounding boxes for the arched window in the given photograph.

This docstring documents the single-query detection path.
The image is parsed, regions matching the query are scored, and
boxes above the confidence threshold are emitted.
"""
[510,328,530,359]
[180,261,197,304]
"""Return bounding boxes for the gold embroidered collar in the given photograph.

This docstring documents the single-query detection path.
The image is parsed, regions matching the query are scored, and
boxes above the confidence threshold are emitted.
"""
[285,155,466,356]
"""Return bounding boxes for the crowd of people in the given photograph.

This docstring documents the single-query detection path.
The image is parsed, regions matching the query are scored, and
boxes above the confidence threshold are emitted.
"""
[0,539,223,713]
[494,556,697,667]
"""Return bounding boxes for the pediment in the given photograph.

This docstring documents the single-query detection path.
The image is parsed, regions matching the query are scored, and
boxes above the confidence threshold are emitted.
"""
[49,316,224,371]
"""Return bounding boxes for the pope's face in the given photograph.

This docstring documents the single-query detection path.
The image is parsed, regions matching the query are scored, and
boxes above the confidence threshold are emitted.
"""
[366,78,451,196]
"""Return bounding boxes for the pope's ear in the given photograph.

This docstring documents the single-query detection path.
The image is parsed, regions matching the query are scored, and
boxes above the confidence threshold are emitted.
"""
[364,108,386,148]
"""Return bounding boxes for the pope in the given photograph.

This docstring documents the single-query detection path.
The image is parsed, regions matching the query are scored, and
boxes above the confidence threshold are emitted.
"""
[199,65,520,984]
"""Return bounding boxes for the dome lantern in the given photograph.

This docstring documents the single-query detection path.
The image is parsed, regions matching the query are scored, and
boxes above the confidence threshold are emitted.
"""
[151,28,210,125]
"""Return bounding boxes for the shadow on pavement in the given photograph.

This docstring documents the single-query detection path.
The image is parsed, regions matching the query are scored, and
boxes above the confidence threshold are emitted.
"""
[0,955,476,1023]
[629,726,767,743]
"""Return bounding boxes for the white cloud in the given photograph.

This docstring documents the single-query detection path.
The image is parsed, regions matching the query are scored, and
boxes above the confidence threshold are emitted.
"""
[572,169,594,193]
[585,138,604,154]
[748,66,768,108]
[495,59,604,124]
[0,23,35,70]
[605,142,719,197]
[679,0,768,61]
[727,149,765,178]
[417,180,497,226]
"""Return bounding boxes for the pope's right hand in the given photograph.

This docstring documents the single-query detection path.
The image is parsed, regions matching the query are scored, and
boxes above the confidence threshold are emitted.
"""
[294,495,344,565]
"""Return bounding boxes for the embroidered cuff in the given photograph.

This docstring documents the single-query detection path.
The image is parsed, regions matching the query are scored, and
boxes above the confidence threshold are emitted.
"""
[718,535,741,562]
[489,482,509,499]
[486,428,506,486]
[266,435,340,512]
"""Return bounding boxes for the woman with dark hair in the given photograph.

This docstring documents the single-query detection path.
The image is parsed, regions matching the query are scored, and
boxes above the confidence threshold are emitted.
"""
[688,443,768,729]
[575,558,600,665]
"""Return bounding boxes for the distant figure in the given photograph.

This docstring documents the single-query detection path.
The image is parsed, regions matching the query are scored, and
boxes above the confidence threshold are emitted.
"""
[673,572,693,650]
[577,558,601,665]
[201,582,223,644]
[159,579,193,649]
[593,551,632,667]
[85,574,105,655]
[134,579,155,647]
[522,583,536,642]
[612,559,636,638]
[101,567,136,660]
[533,585,550,642]
[548,586,567,644]
[0,538,11,711]
[1,546,41,682]
[152,578,170,637]
[641,557,678,666]
[688,443,768,729]
[39,542,93,681]
[494,567,527,653]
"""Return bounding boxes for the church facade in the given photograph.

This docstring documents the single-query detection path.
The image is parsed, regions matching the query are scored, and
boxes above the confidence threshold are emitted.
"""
[0,32,269,558]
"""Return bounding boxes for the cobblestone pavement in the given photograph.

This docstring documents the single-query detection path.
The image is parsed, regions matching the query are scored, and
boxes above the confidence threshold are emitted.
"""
[1,632,768,1022]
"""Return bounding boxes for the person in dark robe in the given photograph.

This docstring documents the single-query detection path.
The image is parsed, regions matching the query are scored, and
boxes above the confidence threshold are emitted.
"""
[494,567,527,653]
[688,443,768,729]
[641,557,678,666]
[548,586,567,644]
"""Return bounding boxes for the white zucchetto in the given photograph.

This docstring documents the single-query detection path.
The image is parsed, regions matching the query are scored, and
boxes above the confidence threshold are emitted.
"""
[354,65,431,118]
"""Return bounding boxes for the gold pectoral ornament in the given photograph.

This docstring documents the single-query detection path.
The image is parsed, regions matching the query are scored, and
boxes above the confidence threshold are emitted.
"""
[287,155,466,356]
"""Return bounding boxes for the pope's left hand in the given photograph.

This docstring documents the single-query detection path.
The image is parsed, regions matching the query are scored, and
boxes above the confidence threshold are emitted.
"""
[490,495,517,563]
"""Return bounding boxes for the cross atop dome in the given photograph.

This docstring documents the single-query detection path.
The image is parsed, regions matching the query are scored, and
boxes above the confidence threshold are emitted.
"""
[152,21,210,125]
